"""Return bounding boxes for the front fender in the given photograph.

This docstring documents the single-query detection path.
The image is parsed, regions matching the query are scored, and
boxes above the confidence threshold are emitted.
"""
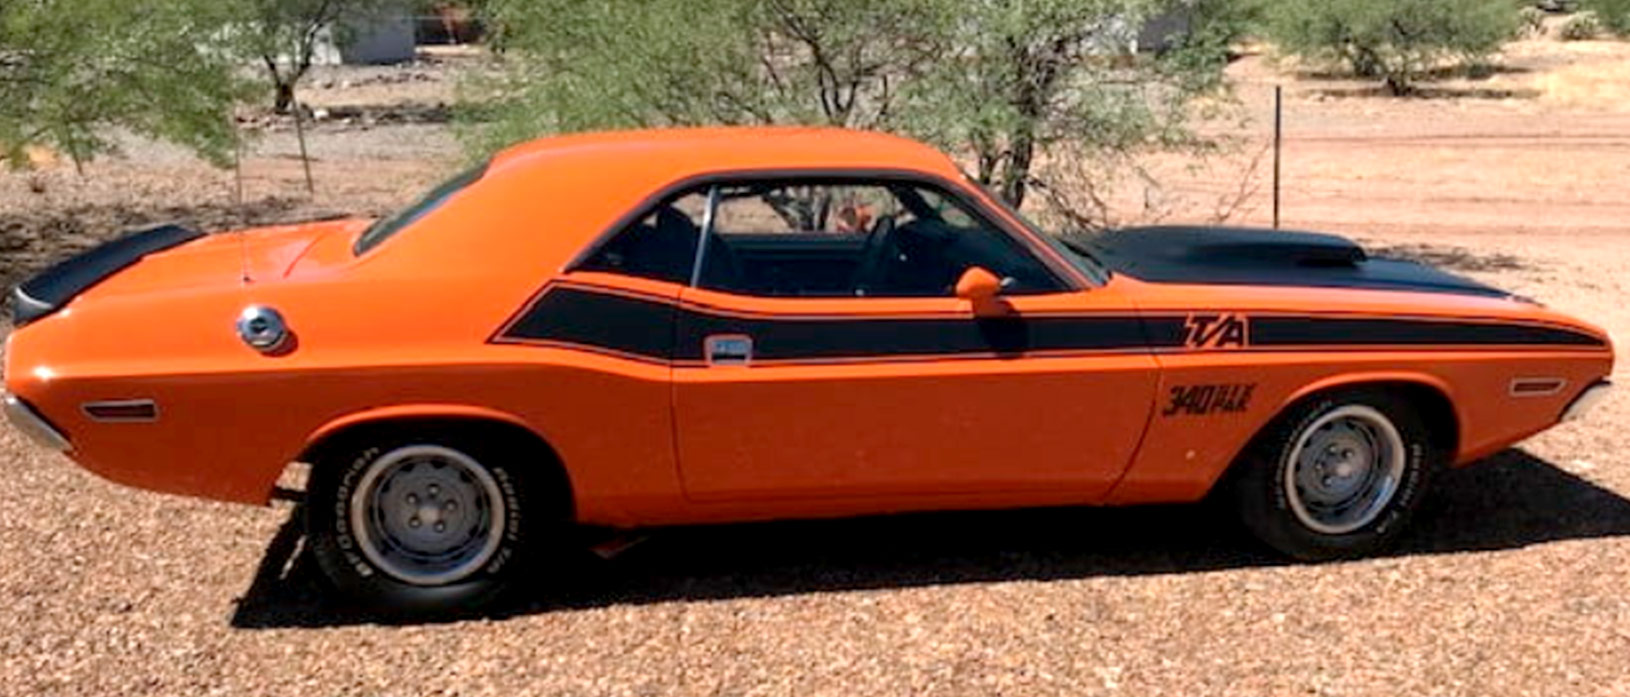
[1275,370,1460,427]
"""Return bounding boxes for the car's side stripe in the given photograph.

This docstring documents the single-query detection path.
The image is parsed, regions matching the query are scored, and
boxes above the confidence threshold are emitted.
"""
[493,283,1607,362]
[674,308,1151,361]
[1247,316,1604,347]
[495,283,678,361]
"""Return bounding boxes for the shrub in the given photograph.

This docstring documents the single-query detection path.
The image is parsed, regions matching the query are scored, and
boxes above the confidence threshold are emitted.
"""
[1264,0,1520,94]
[1559,10,1604,39]
[1518,6,1549,37]
[1582,0,1630,34]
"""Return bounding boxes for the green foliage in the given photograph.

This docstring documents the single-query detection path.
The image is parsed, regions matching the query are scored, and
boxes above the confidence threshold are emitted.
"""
[467,0,945,140]
[1582,0,1630,34]
[0,0,249,167]
[1262,0,1519,94]
[898,0,1235,208]
[464,0,1239,214]
[1559,10,1605,39]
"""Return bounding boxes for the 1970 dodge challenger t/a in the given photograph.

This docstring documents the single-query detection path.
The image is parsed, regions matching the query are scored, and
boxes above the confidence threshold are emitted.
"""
[2,128,1615,613]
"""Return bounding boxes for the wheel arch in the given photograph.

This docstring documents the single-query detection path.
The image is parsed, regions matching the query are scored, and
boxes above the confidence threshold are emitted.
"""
[295,404,575,519]
[1250,372,1461,474]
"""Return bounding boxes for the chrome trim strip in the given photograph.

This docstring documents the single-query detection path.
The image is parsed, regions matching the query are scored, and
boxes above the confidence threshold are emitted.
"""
[80,398,159,423]
[1509,377,1567,397]
[689,184,720,288]
[2,393,71,451]
[1562,380,1613,423]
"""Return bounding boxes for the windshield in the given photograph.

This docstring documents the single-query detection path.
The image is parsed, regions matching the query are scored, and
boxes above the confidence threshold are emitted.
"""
[964,177,1110,285]
[353,162,489,255]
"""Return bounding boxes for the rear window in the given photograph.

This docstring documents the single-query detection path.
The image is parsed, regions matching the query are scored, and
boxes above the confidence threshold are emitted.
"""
[353,162,488,255]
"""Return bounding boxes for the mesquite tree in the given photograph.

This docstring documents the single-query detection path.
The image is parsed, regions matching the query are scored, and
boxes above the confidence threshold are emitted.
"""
[0,0,247,167]
[464,0,1239,220]
[1262,0,1517,95]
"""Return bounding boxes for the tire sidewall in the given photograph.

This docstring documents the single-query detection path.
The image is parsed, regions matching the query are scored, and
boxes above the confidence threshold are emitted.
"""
[307,435,535,614]
[1239,390,1436,560]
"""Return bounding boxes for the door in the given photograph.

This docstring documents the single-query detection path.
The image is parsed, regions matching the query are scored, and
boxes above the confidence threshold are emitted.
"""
[671,177,1161,503]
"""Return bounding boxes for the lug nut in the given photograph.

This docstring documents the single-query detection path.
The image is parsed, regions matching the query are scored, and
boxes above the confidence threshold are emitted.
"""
[406,494,418,505]
[433,522,446,533]
[409,517,421,528]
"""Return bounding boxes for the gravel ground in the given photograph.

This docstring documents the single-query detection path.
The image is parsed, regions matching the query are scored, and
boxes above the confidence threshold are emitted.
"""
[2,49,1629,697]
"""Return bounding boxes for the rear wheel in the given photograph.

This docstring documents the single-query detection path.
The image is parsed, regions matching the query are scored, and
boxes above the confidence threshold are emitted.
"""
[306,431,549,615]
[1231,389,1438,560]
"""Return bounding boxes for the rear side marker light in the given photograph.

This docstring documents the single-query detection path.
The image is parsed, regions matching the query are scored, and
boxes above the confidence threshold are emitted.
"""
[82,399,159,422]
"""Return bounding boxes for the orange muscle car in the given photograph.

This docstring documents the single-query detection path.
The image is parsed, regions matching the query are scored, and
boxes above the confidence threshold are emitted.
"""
[2,128,1614,613]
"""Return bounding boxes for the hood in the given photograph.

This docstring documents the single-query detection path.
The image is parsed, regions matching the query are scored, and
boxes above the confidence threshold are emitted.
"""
[9,219,364,326]
[1082,226,1510,299]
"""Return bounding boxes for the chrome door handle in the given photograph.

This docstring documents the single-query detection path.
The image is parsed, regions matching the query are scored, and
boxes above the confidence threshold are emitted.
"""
[704,334,753,366]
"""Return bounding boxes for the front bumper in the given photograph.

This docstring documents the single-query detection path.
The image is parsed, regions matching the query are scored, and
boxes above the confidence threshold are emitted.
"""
[2,393,70,451]
[1562,380,1613,423]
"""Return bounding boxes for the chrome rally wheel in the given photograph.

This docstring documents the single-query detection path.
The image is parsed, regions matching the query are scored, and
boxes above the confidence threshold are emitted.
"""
[1232,389,1436,561]
[349,445,507,586]
[1282,405,1407,535]
[305,427,564,616]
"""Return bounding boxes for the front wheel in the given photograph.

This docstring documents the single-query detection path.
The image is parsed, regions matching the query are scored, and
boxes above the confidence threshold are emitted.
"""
[305,434,543,615]
[1231,389,1438,560]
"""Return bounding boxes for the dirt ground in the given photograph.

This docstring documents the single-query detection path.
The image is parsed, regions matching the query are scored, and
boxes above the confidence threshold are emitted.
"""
[2,38,1629,697]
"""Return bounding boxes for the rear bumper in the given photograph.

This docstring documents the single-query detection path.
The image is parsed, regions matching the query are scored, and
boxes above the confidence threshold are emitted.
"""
[2,393,70,451]
[1562,380,1613,423]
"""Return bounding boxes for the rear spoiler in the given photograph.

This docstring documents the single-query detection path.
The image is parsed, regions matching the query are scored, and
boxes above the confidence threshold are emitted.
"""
[10,224,204,327]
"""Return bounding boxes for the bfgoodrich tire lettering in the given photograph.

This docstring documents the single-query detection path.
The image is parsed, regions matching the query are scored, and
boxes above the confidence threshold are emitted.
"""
[1231,389,1438,561]
[306,432,542,615]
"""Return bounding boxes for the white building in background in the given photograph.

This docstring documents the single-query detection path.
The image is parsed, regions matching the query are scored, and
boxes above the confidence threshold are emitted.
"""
[311,11,417,65]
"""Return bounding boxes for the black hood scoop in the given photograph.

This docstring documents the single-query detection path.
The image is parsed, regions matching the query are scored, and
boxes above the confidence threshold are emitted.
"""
[1082,225,1509,298]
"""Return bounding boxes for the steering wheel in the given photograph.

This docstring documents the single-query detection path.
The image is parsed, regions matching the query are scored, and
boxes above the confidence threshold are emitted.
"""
[850,214,899,296]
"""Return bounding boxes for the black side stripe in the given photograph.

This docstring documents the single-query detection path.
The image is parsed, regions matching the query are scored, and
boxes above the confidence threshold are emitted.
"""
[494,284,1606,362]
[1248,316,1604,347]
[497,285,678,361]
[675,308,1148,361]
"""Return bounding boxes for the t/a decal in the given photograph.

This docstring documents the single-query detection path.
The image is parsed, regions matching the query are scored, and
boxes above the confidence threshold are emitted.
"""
[1162,383,1256,416]
[1184,313,1250,350]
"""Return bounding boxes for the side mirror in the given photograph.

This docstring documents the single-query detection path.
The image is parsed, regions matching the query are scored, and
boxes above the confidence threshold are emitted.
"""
[955,266,1009,317]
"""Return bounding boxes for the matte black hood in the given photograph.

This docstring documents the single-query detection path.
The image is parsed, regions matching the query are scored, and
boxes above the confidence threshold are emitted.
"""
[1081,225,1509,298]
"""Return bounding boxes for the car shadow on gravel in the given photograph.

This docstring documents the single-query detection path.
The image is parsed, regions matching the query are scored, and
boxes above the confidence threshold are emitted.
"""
[230,448,1630,628]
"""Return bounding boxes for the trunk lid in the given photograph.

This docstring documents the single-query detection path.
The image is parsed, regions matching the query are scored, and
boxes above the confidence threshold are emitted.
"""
[8,219,364,326]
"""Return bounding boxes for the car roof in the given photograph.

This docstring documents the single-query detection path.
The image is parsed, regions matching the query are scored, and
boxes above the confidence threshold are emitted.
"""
[369,127,980,292]
[486,126,965,181]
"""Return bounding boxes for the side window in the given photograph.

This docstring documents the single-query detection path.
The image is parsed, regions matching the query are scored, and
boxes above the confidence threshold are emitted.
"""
[579,192,708,285]
[697,181,1062,298]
